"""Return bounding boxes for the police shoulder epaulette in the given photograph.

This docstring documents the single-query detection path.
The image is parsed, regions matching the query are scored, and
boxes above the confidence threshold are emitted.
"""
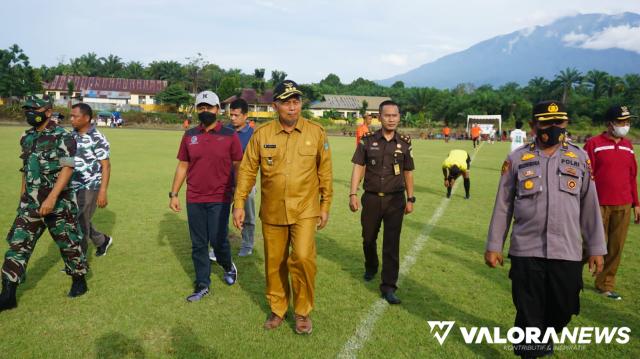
[399,133,411,144]
[361,131,374,139]
[528,141,536,151]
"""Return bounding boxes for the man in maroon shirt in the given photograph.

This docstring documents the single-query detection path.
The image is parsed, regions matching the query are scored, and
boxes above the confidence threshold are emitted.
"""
[584,105,639,300]
[169,90,243,302]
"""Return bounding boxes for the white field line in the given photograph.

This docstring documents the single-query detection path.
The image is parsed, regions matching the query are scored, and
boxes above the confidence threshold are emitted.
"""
[337,143,484,359]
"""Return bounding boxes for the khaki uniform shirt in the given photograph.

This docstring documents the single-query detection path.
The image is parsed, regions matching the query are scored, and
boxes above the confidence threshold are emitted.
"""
[234,118,333,225]
[486,141,607,261]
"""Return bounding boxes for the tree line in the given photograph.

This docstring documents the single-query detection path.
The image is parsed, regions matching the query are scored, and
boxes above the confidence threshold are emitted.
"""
[1,44,639,127]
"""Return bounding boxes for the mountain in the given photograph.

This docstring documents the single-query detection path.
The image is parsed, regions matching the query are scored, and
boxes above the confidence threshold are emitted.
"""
[378,12,640,89]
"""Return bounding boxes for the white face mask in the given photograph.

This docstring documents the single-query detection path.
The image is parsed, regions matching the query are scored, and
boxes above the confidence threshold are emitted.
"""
[612,125,630,138]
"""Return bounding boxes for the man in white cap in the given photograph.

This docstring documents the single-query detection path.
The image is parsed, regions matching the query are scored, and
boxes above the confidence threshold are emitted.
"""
[169,90,243,302]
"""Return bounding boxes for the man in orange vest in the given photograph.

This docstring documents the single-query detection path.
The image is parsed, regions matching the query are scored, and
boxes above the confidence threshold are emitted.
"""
[470,123,481,148]
[356,114,373,145]
[443,124,451,143]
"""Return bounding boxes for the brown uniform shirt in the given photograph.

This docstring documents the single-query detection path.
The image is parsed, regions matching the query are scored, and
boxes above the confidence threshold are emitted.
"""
[351,130,414,193]
[234,118,333,225]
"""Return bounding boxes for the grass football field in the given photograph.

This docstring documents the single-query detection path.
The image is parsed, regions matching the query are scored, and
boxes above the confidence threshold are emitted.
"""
[0,125,638,358]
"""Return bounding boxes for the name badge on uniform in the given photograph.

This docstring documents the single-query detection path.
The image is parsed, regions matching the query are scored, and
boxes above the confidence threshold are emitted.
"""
[264,144,277,148]
[394,163,401,176]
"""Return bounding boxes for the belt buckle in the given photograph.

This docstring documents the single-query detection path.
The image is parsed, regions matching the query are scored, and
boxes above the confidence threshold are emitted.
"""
[377,192,385,197]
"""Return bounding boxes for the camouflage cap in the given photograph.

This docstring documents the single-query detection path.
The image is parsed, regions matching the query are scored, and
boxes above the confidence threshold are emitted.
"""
[22,95,52,109]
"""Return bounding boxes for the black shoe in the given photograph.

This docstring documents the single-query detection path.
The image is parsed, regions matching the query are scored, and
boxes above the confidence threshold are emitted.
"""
[68,275,88,298]
[95,236,113,257]
[0,278,18,311]
[363,272,376,282]
[382,291,401,304]
[446,192,451,199]
[465,195,470,200]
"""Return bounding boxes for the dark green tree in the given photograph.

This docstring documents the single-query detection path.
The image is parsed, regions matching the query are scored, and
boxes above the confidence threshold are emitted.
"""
[155,84,192,109]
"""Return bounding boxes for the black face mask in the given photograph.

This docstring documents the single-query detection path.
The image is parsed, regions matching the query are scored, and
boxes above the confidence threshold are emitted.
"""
[25,110,48,127]
[537,125,566,146]
[198,112,216,126]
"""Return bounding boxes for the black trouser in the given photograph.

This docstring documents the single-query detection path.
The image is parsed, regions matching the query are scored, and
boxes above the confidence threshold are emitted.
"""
[509,256,583,358]
[361,192,405,294]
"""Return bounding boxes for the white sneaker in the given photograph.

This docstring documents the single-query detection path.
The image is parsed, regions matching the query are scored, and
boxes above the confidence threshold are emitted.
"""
[209,248,217,262]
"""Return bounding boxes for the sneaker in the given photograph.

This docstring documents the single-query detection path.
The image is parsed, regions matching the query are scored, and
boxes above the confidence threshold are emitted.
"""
[186,285,209,302]
[464,195,470,200]
[601,291,622,300]
[209,248,217,262]
[238,248,253,257]
[95,236,113,257]
[223,262,237,285]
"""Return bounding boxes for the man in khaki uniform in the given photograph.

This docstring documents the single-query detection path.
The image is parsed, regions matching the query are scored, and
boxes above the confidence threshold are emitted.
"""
[233,80,333,334]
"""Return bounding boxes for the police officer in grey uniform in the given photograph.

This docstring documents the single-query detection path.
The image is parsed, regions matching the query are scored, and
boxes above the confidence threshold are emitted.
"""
[485,100,606,358]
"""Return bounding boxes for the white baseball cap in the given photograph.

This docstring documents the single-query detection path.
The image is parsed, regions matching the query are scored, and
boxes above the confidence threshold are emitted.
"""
[195,90,220,107]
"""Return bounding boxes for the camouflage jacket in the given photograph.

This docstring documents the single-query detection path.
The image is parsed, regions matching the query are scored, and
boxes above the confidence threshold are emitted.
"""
[20,121,76,204]
[71,126,110,190]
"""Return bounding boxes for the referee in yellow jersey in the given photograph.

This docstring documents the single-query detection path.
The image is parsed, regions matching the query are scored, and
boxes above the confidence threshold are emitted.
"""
[442,149,471,199]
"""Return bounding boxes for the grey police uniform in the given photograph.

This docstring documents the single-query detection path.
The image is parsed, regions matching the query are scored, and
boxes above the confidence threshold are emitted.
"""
[486,140,606,357]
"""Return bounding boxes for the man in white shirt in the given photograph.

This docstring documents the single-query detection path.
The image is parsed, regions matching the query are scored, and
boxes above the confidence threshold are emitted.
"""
[510,120,527,152]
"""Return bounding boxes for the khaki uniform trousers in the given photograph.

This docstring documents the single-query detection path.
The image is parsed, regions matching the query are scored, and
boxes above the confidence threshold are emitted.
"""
[595,205,632,292]
[262,217,317,318]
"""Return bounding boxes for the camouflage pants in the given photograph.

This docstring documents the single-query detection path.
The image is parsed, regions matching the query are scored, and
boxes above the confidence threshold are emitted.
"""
[2,193,88,283]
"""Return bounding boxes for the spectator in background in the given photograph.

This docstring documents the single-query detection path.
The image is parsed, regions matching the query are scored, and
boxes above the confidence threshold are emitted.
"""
[583,105,639,300]
[228,98,256,257]
[510,120,527,152]
[442,124,451,143]
[356,113,372,146]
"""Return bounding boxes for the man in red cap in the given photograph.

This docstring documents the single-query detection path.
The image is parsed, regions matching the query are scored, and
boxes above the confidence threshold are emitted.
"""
[584,105,639,300]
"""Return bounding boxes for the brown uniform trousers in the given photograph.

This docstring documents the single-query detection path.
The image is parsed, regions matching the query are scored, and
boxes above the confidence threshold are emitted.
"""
[595,204,632,292]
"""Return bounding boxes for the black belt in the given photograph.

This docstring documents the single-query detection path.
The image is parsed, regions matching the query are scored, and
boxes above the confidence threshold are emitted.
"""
[365,191,404,197]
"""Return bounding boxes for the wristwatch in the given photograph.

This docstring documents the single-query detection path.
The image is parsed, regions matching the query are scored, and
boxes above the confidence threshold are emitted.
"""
[407,196,416,203]
[169,192,179,198]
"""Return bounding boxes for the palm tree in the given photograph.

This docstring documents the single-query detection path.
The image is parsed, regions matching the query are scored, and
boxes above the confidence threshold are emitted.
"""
[526,76,550,103]
[584,70,608,99]
[555,67,582,103]
[604,75,624,98]
[100,54,124,77]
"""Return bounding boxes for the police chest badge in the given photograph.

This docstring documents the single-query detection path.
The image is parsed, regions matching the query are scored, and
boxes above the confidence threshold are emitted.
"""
[524,180,534,190]
[521,153,535,161]
[567,179,577,189]
[564,151,578,158]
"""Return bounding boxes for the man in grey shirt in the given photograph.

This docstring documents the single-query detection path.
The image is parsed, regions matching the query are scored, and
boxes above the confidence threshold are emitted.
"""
[485,100,606,358]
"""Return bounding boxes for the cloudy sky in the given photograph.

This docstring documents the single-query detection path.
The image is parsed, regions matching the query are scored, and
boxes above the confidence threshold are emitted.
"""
[2,0,639,83]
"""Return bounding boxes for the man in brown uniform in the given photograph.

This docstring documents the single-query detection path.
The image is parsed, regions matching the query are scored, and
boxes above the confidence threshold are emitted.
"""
[349,100,415,305]
[233,80,333,334]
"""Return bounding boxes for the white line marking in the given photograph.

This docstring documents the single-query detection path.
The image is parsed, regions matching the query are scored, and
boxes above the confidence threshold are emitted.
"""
[337,143,483,359]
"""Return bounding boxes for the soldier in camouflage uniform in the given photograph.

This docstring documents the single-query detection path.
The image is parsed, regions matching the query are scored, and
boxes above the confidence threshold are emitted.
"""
[0,96,88,312]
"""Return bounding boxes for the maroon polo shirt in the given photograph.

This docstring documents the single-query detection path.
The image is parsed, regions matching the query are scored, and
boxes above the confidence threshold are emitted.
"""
[177,122,243,203]
[584,132,639,207]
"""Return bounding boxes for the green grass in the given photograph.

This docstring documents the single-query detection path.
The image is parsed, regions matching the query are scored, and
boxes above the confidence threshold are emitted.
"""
[0,126,638,358]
